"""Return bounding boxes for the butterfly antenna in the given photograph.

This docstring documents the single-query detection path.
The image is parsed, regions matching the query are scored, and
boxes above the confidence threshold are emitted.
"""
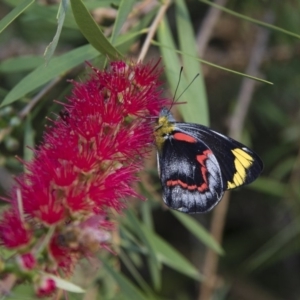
[175,73,199,102]
[166,67,183,115]
[172,67,184,105]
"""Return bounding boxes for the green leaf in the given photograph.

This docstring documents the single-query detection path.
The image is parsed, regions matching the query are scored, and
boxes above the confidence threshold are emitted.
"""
[44,0,69,64]
[110,0,136,45]
[120,224,141,247]
[139,223,202,281]
[126,210,161,291]
[6,284,33,299]
[1,30,141,107]
[158,14,271,126]
[0,56,44,73]
[3,0,120,30]
[0,0,34,34]
[0,87,8,98]
[248,176,287,197]
[70,0,122,60]
[171,210,224,255]
[152,40,273,85]
[140,196,154,230]
[270,156,296,180]
[157,17,191,122]
[102,258,148,300]
[1,44,99,107]
[121,225,202,281]
[175,0,208,125]
[242,220,300,272]
[24,115,35,162]
[114,29,148,48]
[119,249,154,297]
[199,0,300,40]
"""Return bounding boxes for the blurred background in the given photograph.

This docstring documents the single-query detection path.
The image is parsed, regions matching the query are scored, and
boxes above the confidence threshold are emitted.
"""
[1,0,300,299]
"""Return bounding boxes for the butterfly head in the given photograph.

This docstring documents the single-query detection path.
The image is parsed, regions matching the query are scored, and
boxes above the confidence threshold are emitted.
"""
[158,107,176,121]
[154,107,176,151]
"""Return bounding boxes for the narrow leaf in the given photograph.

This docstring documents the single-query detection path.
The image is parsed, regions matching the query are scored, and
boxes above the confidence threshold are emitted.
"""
[44,0,69,64]
[0,56,44,73]
[1,30,140,107]
[0,0,34,34]
[175,0,208,125]
[140,223,202,281]
[157,17,191,122]
[199,0,300,40]
[171,211,224,255]
[126,210,161,291]
[102,258,148,300]
[248,177,286,197]
[24,115,35,162]
[3,0,120,29]
[1,44,99,107]
[70,0,122,59]
[119,249,154,296]
[243,220,300,272]
[110,0,136,45]
[152,40,273,85]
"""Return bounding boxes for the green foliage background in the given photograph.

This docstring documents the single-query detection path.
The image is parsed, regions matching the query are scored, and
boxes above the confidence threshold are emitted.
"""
[1,0,300,299]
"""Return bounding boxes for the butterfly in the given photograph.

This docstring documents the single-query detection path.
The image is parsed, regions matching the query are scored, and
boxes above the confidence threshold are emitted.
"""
[154,107,263,214]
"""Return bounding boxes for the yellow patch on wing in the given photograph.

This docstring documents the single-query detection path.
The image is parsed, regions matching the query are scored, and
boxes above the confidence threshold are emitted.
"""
[227,148,254,189]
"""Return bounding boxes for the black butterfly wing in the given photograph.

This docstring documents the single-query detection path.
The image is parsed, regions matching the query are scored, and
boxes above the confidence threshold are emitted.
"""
[173,123,263,191]
[157,133,225,213]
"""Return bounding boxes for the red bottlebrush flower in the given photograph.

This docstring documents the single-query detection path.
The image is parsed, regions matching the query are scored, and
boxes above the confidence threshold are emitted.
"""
[0,208,32,249]
[16,252,36,271]
[0,60,166,292]
[35,276,56,297]
[48,235,75,275]
[49,215,112,274]
[16,59,164,225]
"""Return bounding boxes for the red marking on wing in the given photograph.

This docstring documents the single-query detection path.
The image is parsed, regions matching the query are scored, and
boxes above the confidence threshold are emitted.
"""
[166,150,212,193]
[196,150,212,192]
[173,132,197,143]
[167,179,197,190]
